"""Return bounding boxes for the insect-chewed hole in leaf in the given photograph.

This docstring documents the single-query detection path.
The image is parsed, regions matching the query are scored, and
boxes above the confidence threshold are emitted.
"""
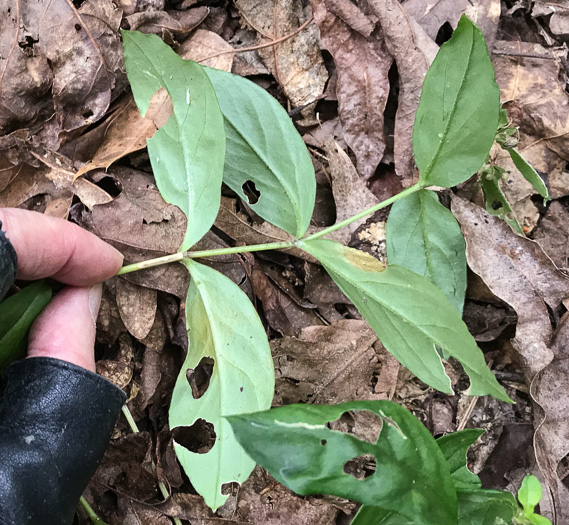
[242,180,261,205]
[95,176,122,198]
[326,410,382,444]
[343,454,377,480]
[491,200,503,210]
[320,439,327,446]
[172,419,216,454]
[221,482,240,496]
[186,357,214,399]
[435,21,454,45]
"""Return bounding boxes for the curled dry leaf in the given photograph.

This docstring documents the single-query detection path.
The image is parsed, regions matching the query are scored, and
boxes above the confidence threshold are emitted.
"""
[116,278,158,341]
[367,0,439,186]
[311,0,391,179]
[235,0,328,112]
[532,2,569,39]
[533,201,569,271]
[0,0,123,134]
[493,40,569,198]
[451,195,569,380]
[404,0,501,50]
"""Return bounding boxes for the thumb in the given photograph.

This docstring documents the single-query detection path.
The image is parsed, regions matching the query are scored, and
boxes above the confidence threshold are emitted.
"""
[27,284,103,373]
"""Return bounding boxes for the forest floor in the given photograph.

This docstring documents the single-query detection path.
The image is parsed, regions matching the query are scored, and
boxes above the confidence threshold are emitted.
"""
[1,0,569,523]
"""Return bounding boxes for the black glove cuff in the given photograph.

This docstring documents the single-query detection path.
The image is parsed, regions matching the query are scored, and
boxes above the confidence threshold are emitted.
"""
[0,357,126,525]
[0,220,17,301]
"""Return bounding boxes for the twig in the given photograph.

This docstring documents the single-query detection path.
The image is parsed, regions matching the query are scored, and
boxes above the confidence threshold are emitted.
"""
[196,16,314,64]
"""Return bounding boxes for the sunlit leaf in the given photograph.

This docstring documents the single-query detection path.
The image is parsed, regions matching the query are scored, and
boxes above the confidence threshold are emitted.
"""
[122,31,225,251]
[203,66,315,237]
[386,189,467,314]
[0,281,52,369]
[457,489,517,524]
[413,16,500,188]
[300,239,510,402]
[228,401,458,525]
[169,260,274,511]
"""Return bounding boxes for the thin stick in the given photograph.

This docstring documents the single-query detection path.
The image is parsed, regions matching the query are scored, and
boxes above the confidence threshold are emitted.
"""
[196,16,314,64]
[122,406,183,525]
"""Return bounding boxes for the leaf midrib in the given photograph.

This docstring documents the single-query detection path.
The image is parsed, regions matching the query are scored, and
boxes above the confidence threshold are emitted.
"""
[421,27,475,182]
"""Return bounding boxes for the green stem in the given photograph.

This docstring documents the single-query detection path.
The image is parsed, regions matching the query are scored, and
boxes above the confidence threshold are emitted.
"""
[115,182,424,275]
[121,406,183,525]
[302,181,424,242]
[79,496,109,525]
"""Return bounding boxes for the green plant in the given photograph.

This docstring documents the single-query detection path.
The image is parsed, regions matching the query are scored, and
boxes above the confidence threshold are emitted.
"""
[115,15,556,518]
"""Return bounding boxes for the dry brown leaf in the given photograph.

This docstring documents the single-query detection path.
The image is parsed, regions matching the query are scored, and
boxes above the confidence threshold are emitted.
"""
[493,40,569,198]
[235,0,328,113]
[532,2,569,39]
[116,279,158,341]
[404,0,501,49]
[74,93,173,179]
[125,7,209,40]
[74,167,187,259]
[323,139,379,243]
[533,312,569,523]
[312,1,391,179]
[74,34,231,180]
[272,320,380,405]
[325,0,375,36]
[1,0,123,135]
[533,201,569,271]
[96,333,134,391]
[451,196,569,379]
[178,29,235,71]
[367,0,438,186]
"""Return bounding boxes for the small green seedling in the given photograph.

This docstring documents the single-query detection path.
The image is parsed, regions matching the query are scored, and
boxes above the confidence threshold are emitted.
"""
[514,475,552,525]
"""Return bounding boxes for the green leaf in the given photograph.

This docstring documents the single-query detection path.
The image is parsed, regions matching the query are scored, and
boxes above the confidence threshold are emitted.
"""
[351,506,406,525]
[518,475,543,513]
[437,429,484,491]
[299,239,510,402]
[386,189,467,314]
[122,31,225,251]
[169,260,274,510]
[227,401,458,525]
[413,16,500,188]
[457,489,517,524]
[203,66,315,237]
[480,165,524,234]
[509,149,550,202]
[0,281,52,369]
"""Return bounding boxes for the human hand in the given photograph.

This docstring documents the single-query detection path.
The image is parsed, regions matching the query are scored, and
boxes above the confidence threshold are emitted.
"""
[0,209,123,372]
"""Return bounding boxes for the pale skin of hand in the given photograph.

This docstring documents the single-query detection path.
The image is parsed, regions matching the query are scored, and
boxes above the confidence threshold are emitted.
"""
[0,209,123,372]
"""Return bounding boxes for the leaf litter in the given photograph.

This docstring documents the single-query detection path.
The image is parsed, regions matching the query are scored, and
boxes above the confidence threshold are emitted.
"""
[3,0,569,522]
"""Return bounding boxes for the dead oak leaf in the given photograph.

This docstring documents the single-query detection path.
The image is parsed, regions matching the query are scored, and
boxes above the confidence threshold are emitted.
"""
[312,1,391,180]
[367,0,439,187]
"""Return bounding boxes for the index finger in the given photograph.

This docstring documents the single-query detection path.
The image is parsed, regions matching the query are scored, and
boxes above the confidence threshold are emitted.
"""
[0,208,123,286]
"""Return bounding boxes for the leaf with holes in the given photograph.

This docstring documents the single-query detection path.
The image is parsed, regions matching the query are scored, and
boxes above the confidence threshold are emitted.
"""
[413,16,500,188]
[203,66,316,237]
[299,239,510,401]
[480,165,523,234]
[122,31,225,251]
[228,401,457,524]
[386,189,467,314]
[0,281,52,369]
[169,259,274,511]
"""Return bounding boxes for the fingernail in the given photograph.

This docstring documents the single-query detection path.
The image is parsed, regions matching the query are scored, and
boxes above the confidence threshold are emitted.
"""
[89,283,103,324]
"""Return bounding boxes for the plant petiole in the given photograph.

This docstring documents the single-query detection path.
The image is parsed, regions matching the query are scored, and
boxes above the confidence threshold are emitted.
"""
[116,182,425,276]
